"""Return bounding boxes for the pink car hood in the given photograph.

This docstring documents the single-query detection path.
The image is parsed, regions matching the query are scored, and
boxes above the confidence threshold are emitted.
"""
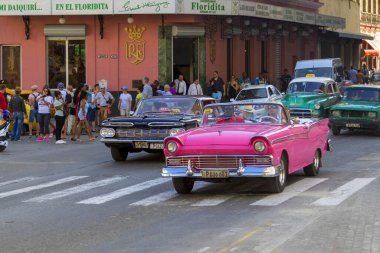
[178,124,283,146]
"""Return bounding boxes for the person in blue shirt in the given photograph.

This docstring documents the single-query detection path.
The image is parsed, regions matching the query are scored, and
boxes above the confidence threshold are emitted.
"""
[239,72,251,86]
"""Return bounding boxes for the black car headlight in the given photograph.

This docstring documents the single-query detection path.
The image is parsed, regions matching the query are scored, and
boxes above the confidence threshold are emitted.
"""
[100,128,115,138]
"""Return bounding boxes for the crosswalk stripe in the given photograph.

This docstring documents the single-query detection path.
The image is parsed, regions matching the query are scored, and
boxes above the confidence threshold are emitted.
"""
[0,176,88,199]
[0,177,37,188]
[77,178,170,205]
[251,178,328,206]
[191,196,233,207]
[24,176,126,203]
[130,191,177,206]
[311,178,376,206]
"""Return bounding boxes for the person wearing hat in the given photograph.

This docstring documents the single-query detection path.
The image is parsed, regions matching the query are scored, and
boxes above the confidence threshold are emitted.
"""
[9,86,27,141]
[28,85,40,136]
[118,86,132,116]
[242,105,256,122]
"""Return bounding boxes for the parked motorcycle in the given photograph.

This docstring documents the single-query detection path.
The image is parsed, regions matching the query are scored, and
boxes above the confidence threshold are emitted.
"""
[0,110,10,152]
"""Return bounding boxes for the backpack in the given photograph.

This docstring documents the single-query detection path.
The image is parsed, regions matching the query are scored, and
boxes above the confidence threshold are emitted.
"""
[32,93,39,110]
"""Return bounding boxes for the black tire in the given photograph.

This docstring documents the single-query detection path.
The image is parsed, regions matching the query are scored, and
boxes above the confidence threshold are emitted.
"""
[304,150,321,177]
[172,178,194,194]
[267,155,287,193]
[110,146,128,161]
[331,125,341,135]
[375,126,380,137]
[0,146,6,152]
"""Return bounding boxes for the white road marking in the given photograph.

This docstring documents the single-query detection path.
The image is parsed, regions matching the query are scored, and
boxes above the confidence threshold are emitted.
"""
[251,178,328,206]
[0,177,37,187]
[24,176,126,203]
[77,178,170,205]
[198,247,211,252]
[130,191,177,206]
[191,195,233,207]
[0,176,88,199]
[311,178,376,206]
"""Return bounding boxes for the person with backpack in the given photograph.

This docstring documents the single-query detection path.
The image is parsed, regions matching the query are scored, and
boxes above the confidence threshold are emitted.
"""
[28,85,40,137]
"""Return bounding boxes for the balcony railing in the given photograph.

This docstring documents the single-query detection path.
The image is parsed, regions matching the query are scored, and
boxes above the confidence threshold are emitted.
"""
[361,12,380,26]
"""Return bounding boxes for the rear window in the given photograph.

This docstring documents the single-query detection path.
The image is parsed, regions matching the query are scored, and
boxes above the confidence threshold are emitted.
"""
[295,68,332,78]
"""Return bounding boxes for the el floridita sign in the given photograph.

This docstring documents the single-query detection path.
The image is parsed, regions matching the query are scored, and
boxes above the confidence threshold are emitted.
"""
[0,0,345,29]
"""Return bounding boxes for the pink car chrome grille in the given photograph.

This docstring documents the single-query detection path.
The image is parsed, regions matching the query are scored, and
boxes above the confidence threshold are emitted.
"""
[167,156,272,168]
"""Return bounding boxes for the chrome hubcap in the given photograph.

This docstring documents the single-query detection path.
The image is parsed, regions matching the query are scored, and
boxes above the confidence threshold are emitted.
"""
[314,153,320,170]
[279,160,285,186]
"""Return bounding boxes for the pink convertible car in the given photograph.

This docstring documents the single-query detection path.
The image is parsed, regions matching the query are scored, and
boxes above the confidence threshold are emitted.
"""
[162,103,331,194]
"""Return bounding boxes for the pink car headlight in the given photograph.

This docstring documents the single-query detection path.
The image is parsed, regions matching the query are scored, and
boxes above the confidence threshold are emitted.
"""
[251,138,271,154]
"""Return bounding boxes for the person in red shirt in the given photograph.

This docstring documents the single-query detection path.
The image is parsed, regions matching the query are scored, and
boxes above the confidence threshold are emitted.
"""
[0,84,7,113]
[216,106,245,124]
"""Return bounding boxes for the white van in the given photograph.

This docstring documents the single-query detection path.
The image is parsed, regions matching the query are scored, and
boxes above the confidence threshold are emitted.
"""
[294,58,344,84]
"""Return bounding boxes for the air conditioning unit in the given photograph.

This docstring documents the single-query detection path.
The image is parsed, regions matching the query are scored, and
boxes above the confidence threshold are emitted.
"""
[172,26,205,37]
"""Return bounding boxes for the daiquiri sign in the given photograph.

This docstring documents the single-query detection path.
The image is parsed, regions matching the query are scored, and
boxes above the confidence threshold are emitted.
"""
[0,0,51,15]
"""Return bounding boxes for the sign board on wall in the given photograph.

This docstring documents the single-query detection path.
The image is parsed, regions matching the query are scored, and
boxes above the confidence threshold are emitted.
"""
[0,0,51,15]
[177,0,239,16]
[52,0,113,15]
[114,0,176,14]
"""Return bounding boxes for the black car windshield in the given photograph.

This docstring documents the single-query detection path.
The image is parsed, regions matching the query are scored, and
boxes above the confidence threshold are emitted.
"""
[344,88,380,102]
[236,88,268,100]
[295,68,332,78]
[287,82,325,93]
[136,98,200,115]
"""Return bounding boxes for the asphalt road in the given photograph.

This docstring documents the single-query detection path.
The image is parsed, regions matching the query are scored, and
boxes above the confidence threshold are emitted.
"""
[1,129,380,253]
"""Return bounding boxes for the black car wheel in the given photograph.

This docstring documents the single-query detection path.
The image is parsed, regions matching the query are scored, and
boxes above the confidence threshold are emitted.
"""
[304,150,321,177]
[331,125,341,135]
[267,155,287,193]
[172,178,194,194]
[0,146,6,152]
[110,146,128,161]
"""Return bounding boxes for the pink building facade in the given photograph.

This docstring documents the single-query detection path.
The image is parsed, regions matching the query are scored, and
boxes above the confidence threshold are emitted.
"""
[0,0,345,92]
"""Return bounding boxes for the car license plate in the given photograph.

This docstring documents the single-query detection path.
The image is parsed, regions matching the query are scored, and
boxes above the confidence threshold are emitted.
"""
[150,143,164,149]
[346,123,360,128]
[201,170,229,178]
[134,142,149,149]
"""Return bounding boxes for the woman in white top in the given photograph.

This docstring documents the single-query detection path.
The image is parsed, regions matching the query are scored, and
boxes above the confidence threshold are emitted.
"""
[76,92,95,142]
[187,80,203,96]
[36,87,54,142]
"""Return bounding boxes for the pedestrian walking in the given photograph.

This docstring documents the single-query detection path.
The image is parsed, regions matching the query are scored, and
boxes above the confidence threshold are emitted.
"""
[95,84,114,122]
[36,87,54,142]
[86,86,96,131]
[28,85,40,137]
[174,74,187,95]
[53,91,66,144]
[118,86,132,116]
[9,87,27,141]
[70,83,87,141]
[66,84,75,136]
[187,80,203,95]
[76,92,95,143]
[362,64,369,84]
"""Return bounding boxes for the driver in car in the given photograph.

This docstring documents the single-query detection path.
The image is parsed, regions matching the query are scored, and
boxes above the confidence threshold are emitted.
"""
[259,105,282,124]
[216,106,245,124]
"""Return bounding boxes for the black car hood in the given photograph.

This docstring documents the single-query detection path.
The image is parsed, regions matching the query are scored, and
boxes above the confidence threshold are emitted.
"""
[102,115,198,127]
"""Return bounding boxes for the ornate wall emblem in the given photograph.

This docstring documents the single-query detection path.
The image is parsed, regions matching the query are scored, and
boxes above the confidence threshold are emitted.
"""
[125,24,146,65]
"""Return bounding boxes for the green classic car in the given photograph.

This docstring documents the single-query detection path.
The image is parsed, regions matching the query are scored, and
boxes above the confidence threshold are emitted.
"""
[282,77,341,118]
[329,85,380,136]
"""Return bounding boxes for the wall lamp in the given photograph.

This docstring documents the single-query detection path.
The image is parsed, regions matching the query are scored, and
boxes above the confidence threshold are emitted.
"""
[59,15,66,24]
[128,15,134,24]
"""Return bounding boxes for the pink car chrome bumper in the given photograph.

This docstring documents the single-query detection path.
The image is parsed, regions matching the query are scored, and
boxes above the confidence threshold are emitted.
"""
[162,165,281,178]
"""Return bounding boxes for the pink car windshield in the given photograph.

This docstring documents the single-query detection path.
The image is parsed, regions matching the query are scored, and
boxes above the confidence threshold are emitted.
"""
[202,104,287,125]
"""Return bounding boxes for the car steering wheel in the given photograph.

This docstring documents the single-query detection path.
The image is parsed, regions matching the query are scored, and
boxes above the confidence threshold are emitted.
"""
[258,116,278,123]
[313,89,324,93]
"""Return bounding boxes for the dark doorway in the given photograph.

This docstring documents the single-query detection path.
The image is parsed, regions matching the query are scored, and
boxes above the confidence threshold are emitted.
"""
[173,38,199,84]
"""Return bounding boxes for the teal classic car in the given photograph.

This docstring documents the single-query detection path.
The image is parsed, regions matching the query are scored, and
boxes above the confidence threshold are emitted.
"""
[282,77,341,118]
[329,85,380,136]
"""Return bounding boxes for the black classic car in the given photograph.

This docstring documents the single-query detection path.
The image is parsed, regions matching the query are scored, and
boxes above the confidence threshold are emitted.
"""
[100,96,215,161]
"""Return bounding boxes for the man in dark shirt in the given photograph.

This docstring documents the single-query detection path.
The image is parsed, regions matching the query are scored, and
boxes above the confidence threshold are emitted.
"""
[280,69,292,92]
[9,87,27,141]
[209,71,225,101]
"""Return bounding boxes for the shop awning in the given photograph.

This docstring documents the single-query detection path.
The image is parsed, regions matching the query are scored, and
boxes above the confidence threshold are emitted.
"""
[364,49,380,56]
[337,31,374,40]
[364,38,380,51]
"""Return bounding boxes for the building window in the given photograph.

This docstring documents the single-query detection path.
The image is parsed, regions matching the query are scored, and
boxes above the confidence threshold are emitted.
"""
[363,0,367,12]
[0,45,21,89]
[368,0,372,13]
